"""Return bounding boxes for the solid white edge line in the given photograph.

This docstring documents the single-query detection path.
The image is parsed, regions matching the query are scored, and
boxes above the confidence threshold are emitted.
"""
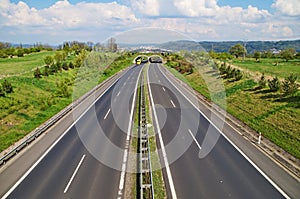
[188,129,202,150]
[170,99,176,108]
[147,65,178,199]
[117,67,143,198]
[157,65,290,199]
[1,67,132,199]
[64,154,86,193]
[104,108,111,120]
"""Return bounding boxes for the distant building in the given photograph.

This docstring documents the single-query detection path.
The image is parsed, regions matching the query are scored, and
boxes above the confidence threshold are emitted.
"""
[270,48,281,54]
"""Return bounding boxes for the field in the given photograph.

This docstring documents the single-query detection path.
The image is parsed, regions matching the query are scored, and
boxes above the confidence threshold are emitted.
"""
[0,51,55,78]
[165,54,300,159]
[0,51,136,153]
[231,58,300,79]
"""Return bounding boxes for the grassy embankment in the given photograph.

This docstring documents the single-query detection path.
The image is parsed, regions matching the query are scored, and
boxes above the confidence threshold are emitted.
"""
[0,51,136,153]
[164,53,300,159]
[0,51,55,78]
[231,58,300,79]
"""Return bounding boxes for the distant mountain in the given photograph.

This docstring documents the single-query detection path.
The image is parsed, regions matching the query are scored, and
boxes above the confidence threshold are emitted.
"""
[159,40,300,53]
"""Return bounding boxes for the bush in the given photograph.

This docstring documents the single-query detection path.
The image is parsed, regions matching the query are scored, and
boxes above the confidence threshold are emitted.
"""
[2,79,13,93]
[34,67,42,79]
[268,76,281,92]
[233,69,243,81]
[62,62,69,70]
[258,73,267,89]
[282,73,298,96]
[69,62,74,69]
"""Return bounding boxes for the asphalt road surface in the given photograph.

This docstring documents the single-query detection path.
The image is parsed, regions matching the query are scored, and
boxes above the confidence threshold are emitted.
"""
[147,63,299,199]
[1,61,299,199]
[0,64,143,199]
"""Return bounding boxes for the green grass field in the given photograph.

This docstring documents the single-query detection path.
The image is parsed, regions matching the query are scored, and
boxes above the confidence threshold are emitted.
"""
[231,58,300,78]
[0,51,55,77]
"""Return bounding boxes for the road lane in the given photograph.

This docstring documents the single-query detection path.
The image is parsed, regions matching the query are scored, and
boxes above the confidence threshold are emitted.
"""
[2,64,143,199]
[148,63,293,198]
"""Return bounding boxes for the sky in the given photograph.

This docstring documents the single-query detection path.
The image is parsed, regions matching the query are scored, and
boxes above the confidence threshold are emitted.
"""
[0,0,300,44]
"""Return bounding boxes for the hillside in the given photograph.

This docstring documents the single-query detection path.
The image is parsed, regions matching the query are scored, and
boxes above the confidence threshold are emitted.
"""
[159,39,300,53]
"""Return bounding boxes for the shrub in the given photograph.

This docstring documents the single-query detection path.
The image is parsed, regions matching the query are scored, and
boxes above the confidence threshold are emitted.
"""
[233,69,243,81]
[268,76,281,92]
[2,79,13,93]
[258,73,266,89]
[34,67,42,79]
[282,73,298,96]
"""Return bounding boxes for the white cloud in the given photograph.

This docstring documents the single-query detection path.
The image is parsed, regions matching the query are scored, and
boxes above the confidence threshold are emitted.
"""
[0,0,299,43]
[272,0,300,16]
[130,0,160,16]
[0,1,46,26]
[0,0,137,28]
[173,0,218,17]
[262,23,294,38]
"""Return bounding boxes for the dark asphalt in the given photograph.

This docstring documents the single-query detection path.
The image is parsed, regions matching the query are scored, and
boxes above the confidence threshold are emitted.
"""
[148,63,290,198]
[2,64,143,199]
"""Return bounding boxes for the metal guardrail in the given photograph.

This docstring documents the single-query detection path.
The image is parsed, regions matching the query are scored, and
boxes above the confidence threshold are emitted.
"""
[0,72,120,166]
[138,72,154,199]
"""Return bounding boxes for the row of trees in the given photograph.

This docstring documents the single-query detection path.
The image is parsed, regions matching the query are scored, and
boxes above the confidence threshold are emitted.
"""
[218,63,243,81]
[34,50,87,79]
[210,43,299,62]
[253,48,299,62]
[258,73,298,95]
[60,41,93,56]
[0,42,53,58]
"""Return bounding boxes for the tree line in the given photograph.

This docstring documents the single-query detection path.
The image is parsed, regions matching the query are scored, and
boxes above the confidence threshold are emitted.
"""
[209,43,300,62]
[0,42,53,58]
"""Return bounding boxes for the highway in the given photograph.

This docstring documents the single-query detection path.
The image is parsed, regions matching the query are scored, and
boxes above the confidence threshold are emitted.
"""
[147,63,300,199]
[0,60,299,199]
[0,64,143,199]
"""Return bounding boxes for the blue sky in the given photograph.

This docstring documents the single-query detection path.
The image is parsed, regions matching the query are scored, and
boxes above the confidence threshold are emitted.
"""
[1,0,300,44]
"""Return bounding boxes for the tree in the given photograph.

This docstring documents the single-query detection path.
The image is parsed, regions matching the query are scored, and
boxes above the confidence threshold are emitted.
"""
[280,48,295,62]
[54,51,65,64]
[229,44,246,58]
[44,55,54,66]
[16,49,24,57]
[253,51,261,62]
[268,76,281,92]
[282,73,298,95]
[56,79,70,97]
[34,67,42,79]
[258,73,266,89]
[2,79,13,93]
